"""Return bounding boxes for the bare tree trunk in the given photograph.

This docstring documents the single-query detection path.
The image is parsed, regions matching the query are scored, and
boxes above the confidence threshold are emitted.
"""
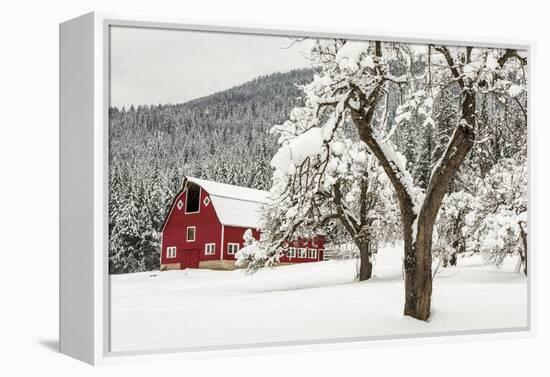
[519,222,528,276]
[357,240,373,281]
[333,175,375,281]
[449,251,457,267]
[449,211,463,266]
[404,87,476,320]
[404,216,434,320]
[442,253,449,268]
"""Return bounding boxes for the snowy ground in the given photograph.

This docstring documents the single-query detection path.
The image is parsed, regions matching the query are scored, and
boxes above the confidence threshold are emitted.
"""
[110,244,527,352]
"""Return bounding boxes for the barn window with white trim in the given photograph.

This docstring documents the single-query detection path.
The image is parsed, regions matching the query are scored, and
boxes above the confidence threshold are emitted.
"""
[288,247,296,258]
[227,243,239,255]
[205,243,216,255]
[166,247,177,258]
[186,226,196,242]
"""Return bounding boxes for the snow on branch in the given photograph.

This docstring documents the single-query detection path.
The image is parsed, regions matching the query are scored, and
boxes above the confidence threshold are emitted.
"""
[371,130,423,213]
[270,92,349,176]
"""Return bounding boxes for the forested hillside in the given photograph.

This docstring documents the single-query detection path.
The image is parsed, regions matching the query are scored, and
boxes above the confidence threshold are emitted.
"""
[108,68,314,273]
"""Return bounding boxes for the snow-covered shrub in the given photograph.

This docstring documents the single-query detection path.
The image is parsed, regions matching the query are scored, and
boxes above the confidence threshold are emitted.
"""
[471,159,528,272]
[235,241,267,268]
[433,190,476,266]
[433,157,527,274]
[235,229,269,268]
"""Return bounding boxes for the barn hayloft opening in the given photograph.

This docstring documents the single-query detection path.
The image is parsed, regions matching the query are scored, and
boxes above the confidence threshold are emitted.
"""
[185,184,200,213]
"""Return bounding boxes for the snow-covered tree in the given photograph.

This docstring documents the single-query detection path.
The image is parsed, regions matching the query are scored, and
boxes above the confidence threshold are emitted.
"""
[469,158,528,275]
[110,183,142,273]
[235,229,264,268]
[256,39,526,320]
[136,181,161,272]
[253,127,399,280]
[149,162,169,231]
[433,190,476,267]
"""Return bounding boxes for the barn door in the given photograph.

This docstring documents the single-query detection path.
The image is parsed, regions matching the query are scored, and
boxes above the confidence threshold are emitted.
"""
[180,249,200,269]
[188,249,199,269]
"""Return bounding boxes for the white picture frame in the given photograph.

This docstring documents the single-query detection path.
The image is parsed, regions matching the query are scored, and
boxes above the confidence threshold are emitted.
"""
[59,11,535,365]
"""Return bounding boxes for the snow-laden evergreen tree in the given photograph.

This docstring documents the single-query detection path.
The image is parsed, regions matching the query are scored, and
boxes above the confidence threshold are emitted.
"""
[135,181,161,272]
[149,162,169,231]
[108,164,123,239]
[110,183,141,273]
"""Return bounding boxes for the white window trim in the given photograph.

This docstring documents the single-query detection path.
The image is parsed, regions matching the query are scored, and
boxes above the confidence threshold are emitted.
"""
[184,187,201,214]
[205,243,216,255]
[308,248,317,259]
[166,246,177,259]
[203,196,210,206]
[288,247,296,258]
[227,243,240,255]
[186,226,196,242]
[298,247,307,258]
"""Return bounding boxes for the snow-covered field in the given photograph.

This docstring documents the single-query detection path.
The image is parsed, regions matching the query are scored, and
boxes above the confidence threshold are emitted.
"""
[110,245,527,352]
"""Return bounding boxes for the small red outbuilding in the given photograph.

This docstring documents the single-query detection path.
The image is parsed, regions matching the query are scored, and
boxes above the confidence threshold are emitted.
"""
[160,177,325,270]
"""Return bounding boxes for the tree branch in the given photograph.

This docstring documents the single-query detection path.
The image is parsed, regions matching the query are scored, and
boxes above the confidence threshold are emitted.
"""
[434,46,464,88]
[333,181,360,236]
[498,49,527,67]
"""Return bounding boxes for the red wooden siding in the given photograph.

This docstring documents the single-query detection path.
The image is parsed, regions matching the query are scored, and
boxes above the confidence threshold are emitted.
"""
[280,236,325,263]
[161,186,223,269]
[221,226,261,261]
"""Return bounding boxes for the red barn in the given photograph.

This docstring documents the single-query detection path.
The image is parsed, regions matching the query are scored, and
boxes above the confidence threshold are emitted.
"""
[160,177,325,270]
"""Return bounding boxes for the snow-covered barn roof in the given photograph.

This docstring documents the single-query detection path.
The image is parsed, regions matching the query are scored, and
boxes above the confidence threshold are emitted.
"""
[185,177,269,229]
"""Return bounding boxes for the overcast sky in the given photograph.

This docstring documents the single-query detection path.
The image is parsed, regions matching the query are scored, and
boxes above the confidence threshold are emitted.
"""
[110,26,313,108]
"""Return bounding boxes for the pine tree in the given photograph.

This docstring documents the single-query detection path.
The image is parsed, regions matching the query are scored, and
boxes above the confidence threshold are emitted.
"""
[110,184,141,273]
